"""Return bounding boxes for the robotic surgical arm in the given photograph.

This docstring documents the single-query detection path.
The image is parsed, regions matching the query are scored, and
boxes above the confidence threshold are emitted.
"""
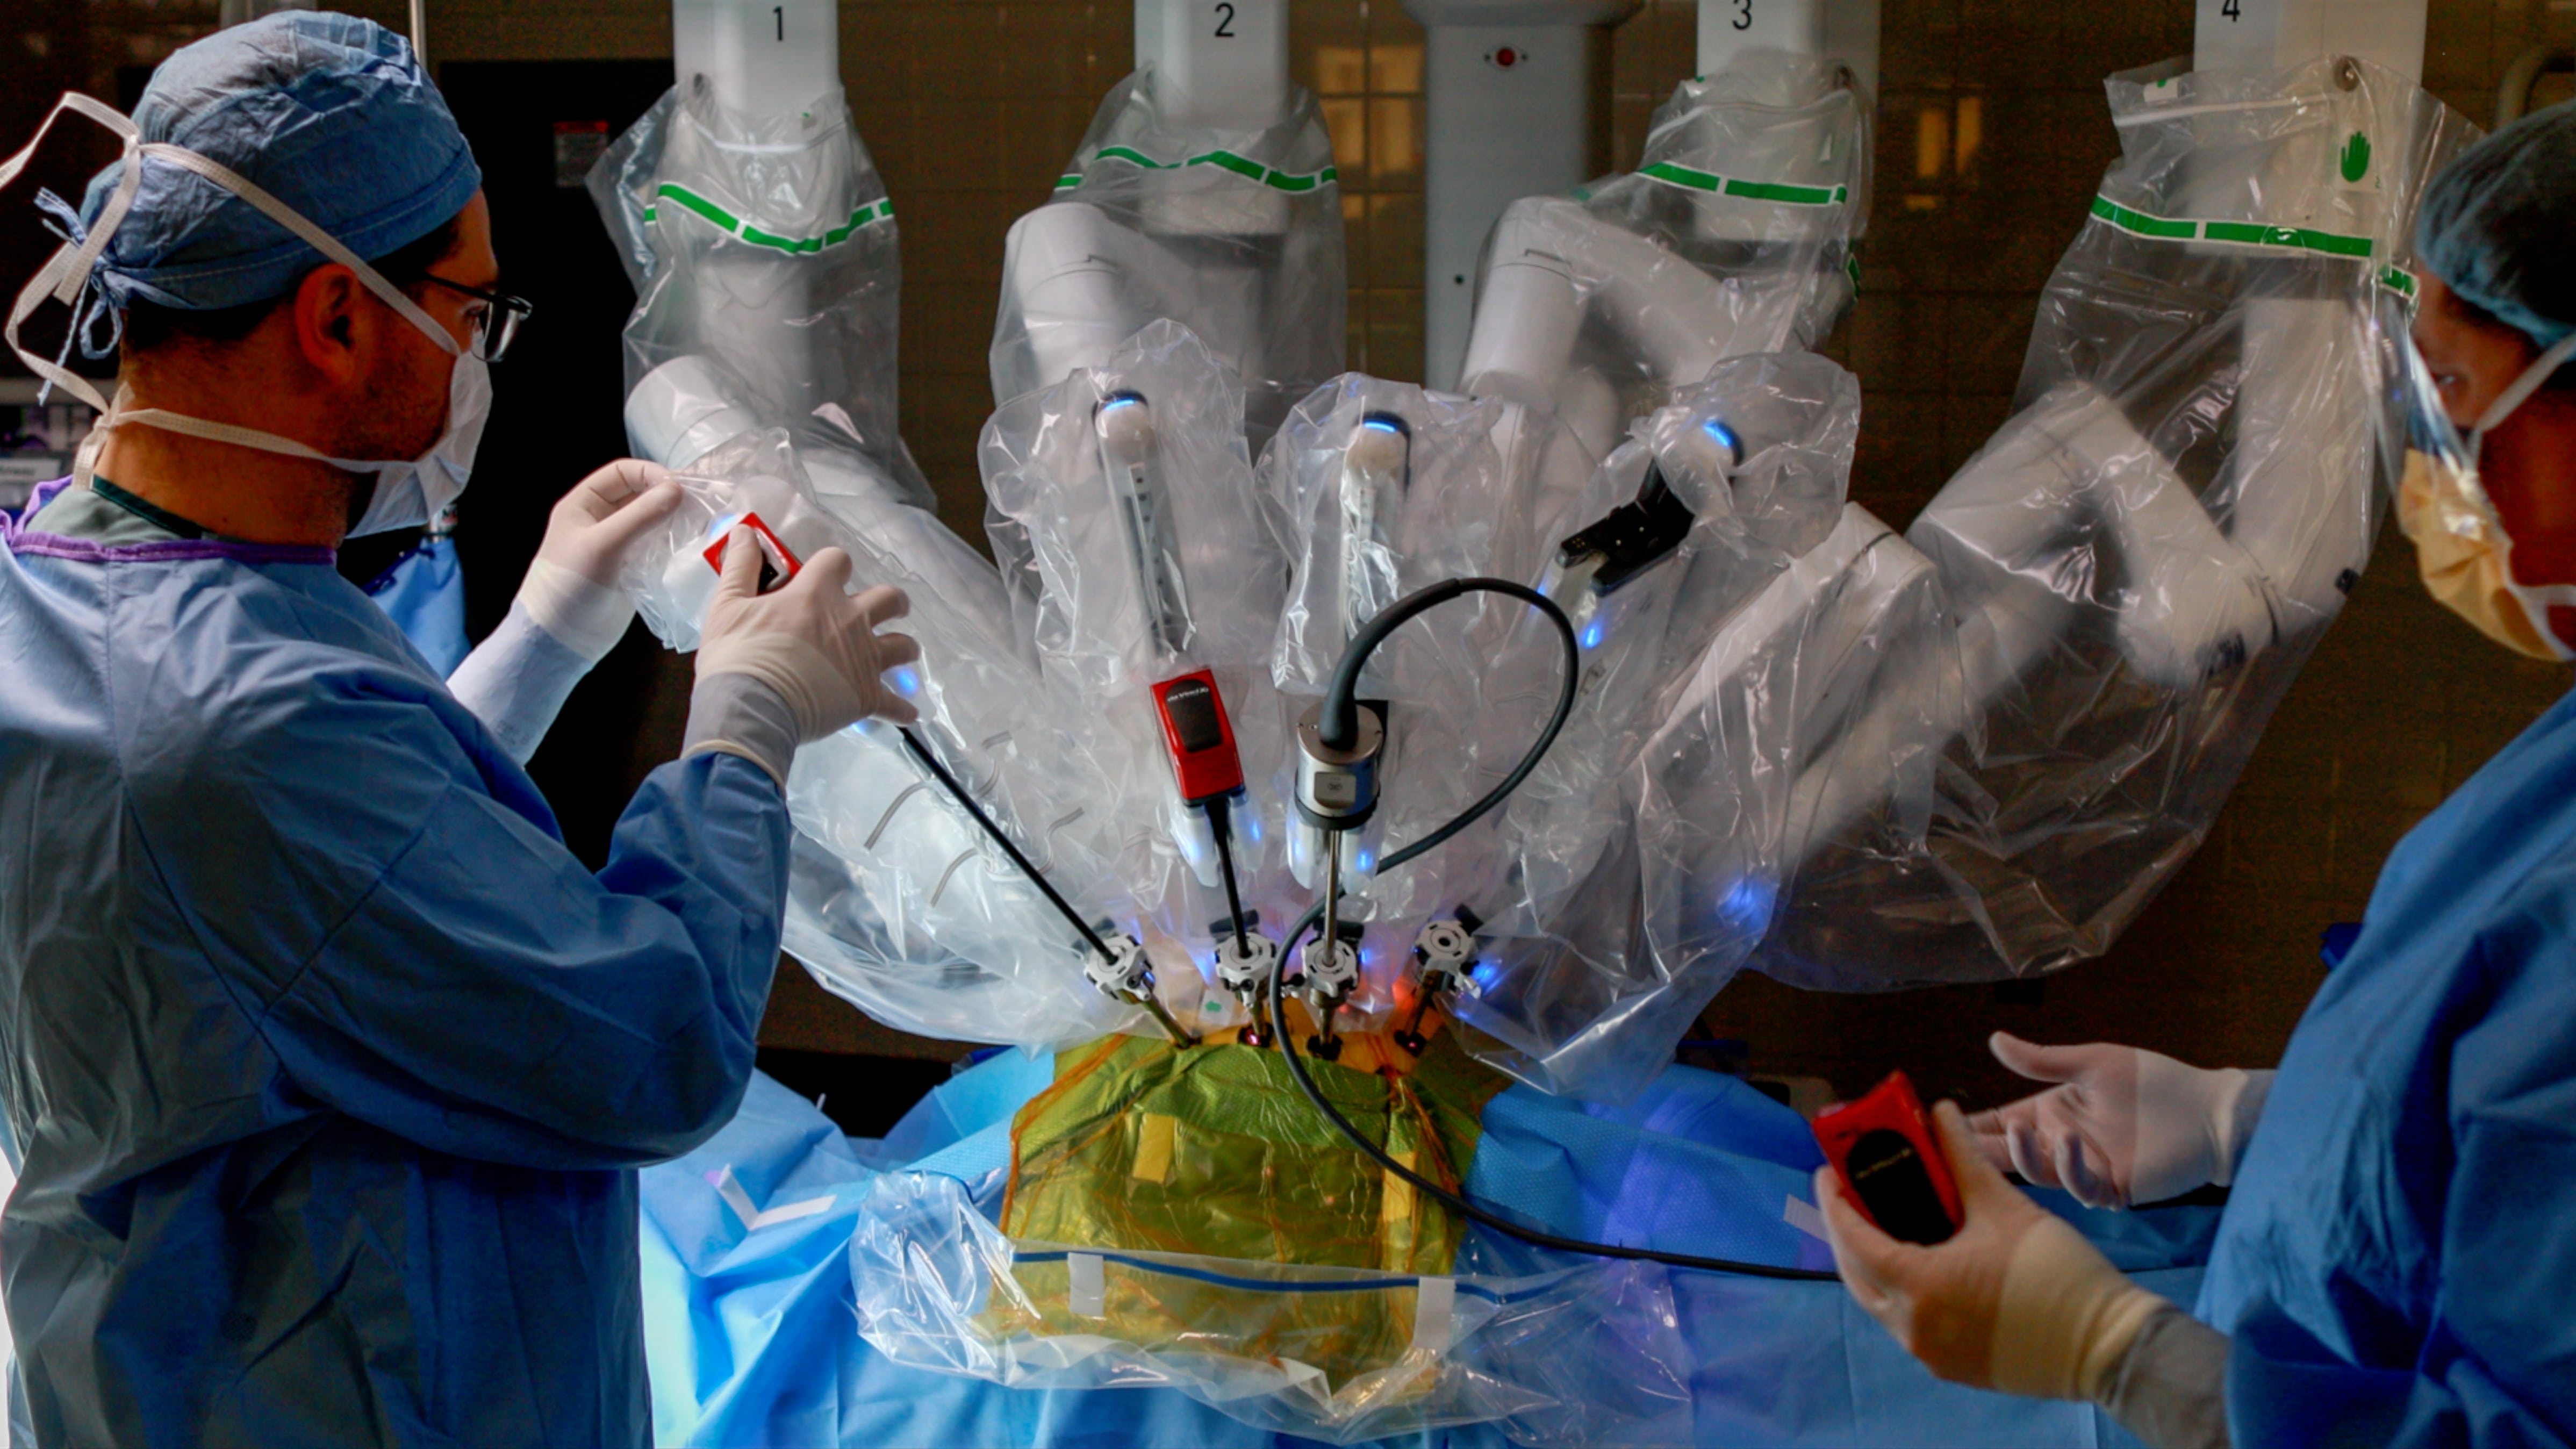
[1002,199,1281,415]
[989,0,1343,435]
[1649,56,2458,990]
[1455,54,1869,459]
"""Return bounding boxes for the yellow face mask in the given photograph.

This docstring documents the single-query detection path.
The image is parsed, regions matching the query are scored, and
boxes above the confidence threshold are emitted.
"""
[2395,448,2570,660]
[2394,330,2576,662]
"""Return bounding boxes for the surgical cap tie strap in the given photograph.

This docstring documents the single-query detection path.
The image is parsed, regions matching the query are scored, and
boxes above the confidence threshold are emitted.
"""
[2473,332,2576,443]
[1,95,145,412]
[131,139,459,353]
[2,89,463,416]
[34,190,129,362]
[89,386,349,469]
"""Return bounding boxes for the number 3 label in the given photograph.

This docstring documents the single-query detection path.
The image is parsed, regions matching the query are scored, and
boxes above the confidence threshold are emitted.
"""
[1733,0,1753,30]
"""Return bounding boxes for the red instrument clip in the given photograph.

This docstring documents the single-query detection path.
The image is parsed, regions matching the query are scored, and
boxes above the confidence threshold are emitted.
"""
[704,513,801,594]
[1151,669,1244,805]
[1812,1071,1964,1245]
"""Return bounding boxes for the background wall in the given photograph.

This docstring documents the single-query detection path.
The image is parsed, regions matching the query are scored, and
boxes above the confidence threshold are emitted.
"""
[5,0,2572,1110]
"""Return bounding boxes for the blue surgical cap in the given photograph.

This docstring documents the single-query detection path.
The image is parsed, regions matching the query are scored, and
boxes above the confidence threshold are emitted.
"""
[2416,97,2576,350]
[76,11,480,314]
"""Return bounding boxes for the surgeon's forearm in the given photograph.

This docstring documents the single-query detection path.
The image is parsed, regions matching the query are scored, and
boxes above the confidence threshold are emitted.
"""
[445,601,592,763]
[2098,1303,2231,1449]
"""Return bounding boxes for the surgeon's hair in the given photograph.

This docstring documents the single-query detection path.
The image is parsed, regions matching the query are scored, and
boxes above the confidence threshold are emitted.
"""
[118,212,465,355]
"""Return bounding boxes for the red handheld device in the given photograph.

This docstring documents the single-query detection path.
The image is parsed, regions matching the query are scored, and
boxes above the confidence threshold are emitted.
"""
[704,513,801,594]
[1812,1071,1964,1245]
[1150,669,1244,805]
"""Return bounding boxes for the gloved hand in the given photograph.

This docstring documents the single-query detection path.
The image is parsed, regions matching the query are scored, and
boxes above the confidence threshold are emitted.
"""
[1969,1033,2272,1209]
[518,458,684,663]
[696,526,920,742]
[1818,1099,2169,1400]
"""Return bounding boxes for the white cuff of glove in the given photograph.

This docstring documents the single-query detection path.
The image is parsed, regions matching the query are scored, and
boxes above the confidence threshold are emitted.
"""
[1988,1215,2169,1402]
[681,671,800,790]
[518,556,637,665]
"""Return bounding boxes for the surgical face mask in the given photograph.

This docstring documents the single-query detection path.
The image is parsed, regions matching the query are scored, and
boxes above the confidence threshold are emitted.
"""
[2393,325,2576,661]
[2,93,489,536]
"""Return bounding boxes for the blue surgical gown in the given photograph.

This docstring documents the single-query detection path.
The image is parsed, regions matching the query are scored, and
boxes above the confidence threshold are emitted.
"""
[0,490,791,1446]
[2201,683,2576,1447]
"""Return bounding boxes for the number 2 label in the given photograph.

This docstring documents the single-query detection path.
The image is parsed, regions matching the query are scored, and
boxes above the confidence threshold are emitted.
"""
[1214,2,1236,37]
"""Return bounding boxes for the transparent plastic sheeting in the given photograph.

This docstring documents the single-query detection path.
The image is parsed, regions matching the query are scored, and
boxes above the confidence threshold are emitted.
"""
[616,432,1139,1049]
[644,1062,2223,1447]
[1745,56,2474,989]
[590,79,935,507]
[1252,356,1882,1075]
[1261,376,1597,986]
[1451,357,1910,1102]
[991,63,1346,441]
[980,321,1304,962]
[850,1169,1695,1447]
[1459,52,1869,463]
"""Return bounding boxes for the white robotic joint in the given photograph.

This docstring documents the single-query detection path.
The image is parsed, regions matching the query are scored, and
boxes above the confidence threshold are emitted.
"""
[1411,913,1479,984]
[1212,929,1281,993]
[1084,927,1156,1000]
[1393,912,1481,1055]
[1294,701,1384,831]
[1297,929,1361,1002]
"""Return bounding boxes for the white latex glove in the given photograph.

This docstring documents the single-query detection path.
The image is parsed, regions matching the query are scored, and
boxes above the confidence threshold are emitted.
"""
[1819,1100,2169,1401]
[519,458,684,662]
[695,526,920,742]
[1969,1032,2272,1210]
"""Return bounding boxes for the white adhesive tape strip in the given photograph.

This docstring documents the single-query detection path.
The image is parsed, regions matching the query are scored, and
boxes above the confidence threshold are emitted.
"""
[709,1165,836,1231]
[1783,1194,1829,1243]
[1068,1252,1107,1318]
[1411,1275,1456,1355]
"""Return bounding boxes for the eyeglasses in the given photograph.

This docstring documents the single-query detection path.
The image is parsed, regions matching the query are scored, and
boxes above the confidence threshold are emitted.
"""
[418,272,534,362]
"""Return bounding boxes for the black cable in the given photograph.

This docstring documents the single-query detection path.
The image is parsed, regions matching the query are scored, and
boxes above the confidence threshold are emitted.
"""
[1316,578,1581,874]
[898,727,1114,962]
[1268,903,1834,1281]
[1204,794,1251,955]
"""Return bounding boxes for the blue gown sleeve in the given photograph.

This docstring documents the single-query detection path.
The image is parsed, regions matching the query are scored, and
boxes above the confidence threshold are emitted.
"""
[2229,886,2576,1449]
[129,649,792,1172]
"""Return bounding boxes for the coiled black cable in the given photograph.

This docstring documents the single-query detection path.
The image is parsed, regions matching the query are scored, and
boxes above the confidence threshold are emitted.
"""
[1321,577,1582,873]
[1288,577,1839,1281]
[905,577,1835,1280]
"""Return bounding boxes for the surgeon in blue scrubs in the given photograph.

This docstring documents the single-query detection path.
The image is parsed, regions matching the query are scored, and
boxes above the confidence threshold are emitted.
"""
[1814,102,2576,1449]
[0,15,919,1447]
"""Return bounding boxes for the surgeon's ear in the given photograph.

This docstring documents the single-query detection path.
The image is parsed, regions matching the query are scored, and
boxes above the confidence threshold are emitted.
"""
[289,262,368,384]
